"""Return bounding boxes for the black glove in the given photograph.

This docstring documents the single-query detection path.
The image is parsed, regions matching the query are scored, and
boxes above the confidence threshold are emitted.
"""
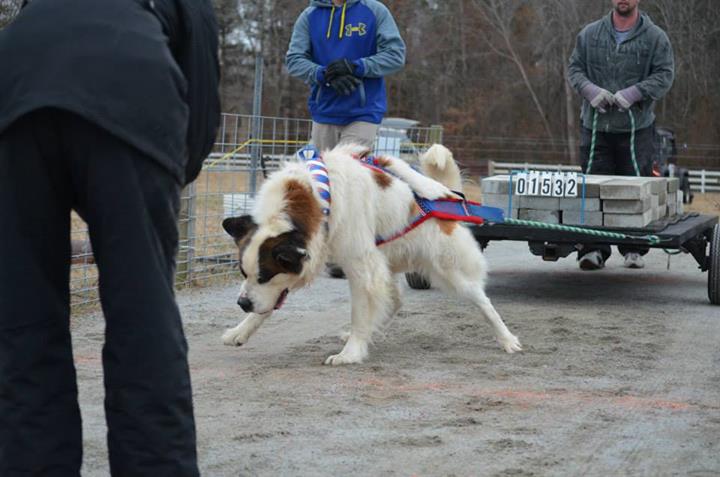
[325,58,355,83]
[328,75,361,96]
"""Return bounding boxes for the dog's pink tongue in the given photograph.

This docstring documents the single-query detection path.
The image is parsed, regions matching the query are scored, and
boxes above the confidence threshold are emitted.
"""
[274,289,289,310]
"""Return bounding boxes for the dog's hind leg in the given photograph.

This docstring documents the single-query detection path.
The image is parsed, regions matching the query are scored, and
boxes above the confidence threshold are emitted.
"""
[429,241,521,353]
[222,312,272,347]
[324,255,395,365]
[463,286,522,353]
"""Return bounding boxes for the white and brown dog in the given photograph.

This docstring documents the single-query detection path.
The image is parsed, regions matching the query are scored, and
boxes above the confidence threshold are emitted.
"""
[221,144,521,365]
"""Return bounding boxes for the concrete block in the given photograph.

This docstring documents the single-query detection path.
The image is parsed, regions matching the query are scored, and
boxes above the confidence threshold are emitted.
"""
[602,197,651,213]
[651,195,659,209]
[481,176,513,194]
[668,201,677,216]
[667,177,679,193]
[652,206,662,222]
[600,179,653,200]
[646,177,666,194]
[579,175,614,198]
[562,211,604,226]
[559,197,602,211]
[604,209,654,228]
[519,209,560,224]
[481,193,513,209]
[518,196,561,210]
[677,190,684,215]
[656,188,667,206]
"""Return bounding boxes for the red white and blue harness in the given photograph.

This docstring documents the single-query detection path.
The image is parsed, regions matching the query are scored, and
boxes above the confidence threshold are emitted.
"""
[296,145,505,245]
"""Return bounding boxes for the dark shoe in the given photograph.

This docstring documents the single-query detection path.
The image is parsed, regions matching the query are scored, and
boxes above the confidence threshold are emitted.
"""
[578,250,605,270]
[623,252,645,269]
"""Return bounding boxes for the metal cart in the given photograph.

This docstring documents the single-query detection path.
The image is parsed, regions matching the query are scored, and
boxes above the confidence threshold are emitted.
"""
[468,212,720,305]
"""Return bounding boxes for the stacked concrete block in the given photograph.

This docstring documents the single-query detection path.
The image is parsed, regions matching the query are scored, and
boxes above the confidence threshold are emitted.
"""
[559,176,610,226]
[599,176,679,227]
[480,174,683,229]
[518,208,561,224]
[480,175,518,218]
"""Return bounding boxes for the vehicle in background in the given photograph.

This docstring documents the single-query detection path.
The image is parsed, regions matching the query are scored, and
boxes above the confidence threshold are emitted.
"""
[653,127,694,204]
[374,117,421,161]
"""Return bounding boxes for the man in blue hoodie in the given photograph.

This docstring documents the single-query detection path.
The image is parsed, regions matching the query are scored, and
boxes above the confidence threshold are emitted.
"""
[286,0,405,153]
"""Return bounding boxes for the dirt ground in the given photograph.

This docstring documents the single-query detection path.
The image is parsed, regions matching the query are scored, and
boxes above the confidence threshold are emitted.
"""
[70,238,719,476]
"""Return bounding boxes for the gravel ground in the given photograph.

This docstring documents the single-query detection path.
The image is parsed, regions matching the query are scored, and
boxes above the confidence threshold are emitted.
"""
[73,240,719,476]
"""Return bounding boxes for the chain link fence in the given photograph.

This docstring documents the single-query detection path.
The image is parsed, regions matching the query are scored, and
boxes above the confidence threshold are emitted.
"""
[69,114,442,308]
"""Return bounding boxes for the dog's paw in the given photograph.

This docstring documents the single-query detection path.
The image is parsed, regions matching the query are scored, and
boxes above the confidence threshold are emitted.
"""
[222,326,249,347]
[323,337,368,365]
[324,351,364,366]
[497,333,522,354]
[417,178,453,200]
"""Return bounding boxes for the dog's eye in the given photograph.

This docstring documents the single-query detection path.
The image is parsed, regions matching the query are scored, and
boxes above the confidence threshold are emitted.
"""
[257,272,270,284]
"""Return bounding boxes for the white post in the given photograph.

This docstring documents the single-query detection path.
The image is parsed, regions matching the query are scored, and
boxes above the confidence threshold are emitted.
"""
[701,169,706,194]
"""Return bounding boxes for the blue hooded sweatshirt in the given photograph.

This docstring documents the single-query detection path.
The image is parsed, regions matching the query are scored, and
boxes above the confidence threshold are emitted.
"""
[286,0,405,125]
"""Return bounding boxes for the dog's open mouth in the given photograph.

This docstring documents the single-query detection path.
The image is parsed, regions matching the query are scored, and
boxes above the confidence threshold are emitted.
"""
[274,288,289,310]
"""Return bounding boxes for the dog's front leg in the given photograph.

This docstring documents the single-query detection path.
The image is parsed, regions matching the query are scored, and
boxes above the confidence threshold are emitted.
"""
[222,311,272,347]
[324,256,397,365]
[324,280,371,365]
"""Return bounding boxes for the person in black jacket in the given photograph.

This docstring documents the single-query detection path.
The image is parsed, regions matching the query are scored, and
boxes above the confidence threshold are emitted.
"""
[0,0,220,475]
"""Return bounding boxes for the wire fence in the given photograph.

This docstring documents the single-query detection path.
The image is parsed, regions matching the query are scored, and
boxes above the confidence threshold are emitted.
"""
[69,114,443,308]
[66,113,720,308]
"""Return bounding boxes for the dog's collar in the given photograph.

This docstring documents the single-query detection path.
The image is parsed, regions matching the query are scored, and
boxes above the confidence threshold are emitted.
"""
[296,145,330,231]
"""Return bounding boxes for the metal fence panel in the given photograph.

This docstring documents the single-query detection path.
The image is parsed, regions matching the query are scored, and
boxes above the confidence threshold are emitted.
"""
[69,114,441,307]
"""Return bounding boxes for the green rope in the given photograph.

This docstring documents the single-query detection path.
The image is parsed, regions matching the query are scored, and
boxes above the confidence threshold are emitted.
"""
[587,107,640,176]
[503,218,662,245]
[587,109,599,173]
[627,109,640,176]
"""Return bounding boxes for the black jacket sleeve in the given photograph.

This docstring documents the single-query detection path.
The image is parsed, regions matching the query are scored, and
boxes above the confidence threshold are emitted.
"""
[156,0,221,185]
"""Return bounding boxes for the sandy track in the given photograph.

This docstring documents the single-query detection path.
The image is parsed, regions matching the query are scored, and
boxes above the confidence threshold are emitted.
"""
[74,241,719,476]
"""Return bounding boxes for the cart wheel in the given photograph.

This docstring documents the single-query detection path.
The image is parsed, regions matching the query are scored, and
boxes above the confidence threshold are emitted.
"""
[709,224,720,305]
[406,272,431,290]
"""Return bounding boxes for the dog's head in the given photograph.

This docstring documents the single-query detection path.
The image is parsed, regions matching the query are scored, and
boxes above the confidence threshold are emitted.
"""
[222,174,325,314]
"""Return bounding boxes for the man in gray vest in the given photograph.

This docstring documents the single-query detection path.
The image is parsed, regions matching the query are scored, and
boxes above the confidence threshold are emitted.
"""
[568,0,674,270]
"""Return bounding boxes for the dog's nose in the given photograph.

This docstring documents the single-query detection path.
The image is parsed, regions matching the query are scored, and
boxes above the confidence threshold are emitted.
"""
[237,296,253,313]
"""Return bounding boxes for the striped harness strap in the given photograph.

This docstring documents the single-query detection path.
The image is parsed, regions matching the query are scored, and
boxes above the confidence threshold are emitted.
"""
[296,145,331,231]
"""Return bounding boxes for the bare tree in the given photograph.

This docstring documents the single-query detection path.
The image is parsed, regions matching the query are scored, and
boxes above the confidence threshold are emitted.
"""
[0,0,22,29]
[471,0,555,140]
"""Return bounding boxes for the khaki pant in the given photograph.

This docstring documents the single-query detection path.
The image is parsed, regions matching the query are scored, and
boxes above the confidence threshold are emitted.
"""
[311,121,379,153]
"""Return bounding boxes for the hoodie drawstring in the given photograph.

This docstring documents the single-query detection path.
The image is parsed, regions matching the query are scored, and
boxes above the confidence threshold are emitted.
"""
[325,1,348,40]
[339,1,347,38]
[326,6,335,39]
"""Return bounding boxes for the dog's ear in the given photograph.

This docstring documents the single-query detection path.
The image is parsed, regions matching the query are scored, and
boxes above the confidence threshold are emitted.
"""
[271,244,308,274]
[222,215,257,241]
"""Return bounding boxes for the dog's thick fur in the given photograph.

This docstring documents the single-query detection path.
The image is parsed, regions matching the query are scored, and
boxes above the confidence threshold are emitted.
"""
[221,144,521,365]
[419,143,463,192]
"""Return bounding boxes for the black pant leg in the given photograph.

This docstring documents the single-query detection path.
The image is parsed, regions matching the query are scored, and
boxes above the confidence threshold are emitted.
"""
[0,111,82,476]
[614,126,652,256]
[578,128,612,260]
[61,113,199,477]
[580,127,616,175]
[613,125,654,177]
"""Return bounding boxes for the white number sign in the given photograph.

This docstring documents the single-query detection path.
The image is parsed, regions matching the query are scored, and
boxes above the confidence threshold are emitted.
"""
[512,171,581,198]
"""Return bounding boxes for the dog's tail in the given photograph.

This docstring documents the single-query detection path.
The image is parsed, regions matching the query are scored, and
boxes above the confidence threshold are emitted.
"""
[420,144,463,192]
